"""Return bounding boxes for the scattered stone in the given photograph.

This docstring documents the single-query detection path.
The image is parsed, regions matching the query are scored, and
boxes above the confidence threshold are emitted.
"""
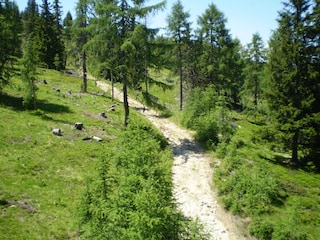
[41,80,48,84]
[66,90,72,95]
[64,69,79,76]
[108,103,119,111]
[52,87,60,92]
[230,122,241,129]
[52,128,62,136]
[74,122,83,130]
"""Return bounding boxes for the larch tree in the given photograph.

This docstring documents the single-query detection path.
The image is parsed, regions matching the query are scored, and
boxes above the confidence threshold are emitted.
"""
[21,36,38,109]
[267,0,320,166]
[88,0,165,126]
[167,0,191,111]
[197,3,243,105]
[241,33,266,111]
[73,0,95,93]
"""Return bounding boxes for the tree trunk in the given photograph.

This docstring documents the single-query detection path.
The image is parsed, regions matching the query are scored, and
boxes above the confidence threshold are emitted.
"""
[254,77,258,106]
[291,130,299,165]
[82,51,87,93]
[111,70,114,101]
[179,43,183,111]
[123,77,129,126]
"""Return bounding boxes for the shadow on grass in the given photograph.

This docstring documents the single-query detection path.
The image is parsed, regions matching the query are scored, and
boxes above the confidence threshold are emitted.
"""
[142,92,172,118]
[260,153,292,167]
[0,93,72,115]
[0,92,23,110]
[32,100,74,124]
[36,99,72,114]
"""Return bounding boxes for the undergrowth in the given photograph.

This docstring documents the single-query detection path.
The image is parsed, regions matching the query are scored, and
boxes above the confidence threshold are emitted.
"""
[214,119,320,240]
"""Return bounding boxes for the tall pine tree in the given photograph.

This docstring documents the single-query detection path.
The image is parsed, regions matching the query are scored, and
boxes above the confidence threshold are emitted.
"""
[241,33,266,112]
[167,0,191,110]
[197,3,243,105]
[267,0,320,166]
[21,37,38,109]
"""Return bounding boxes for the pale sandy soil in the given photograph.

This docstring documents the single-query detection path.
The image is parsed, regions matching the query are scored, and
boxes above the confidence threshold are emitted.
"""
[96,81,254,240]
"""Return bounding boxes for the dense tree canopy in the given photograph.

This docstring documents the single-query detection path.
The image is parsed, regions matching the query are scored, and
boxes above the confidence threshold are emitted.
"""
[0,0,21,90]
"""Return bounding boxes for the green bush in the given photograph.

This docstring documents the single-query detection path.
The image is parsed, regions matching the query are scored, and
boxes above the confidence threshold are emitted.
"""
[249,218,274,240]
[182,86,235,147]
[79,119,208,239]
[217,163,280,216]
[193,113,219,146]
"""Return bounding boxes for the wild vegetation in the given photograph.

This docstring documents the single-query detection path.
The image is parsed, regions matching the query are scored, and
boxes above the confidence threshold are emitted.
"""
[0,68,209,239]
[1,0,320,239]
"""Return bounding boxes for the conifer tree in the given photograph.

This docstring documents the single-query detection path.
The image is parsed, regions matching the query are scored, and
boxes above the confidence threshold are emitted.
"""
[0,0,21,90]
[241,33,266,111]
[37,0,55,68]
[197,3,243,105]
[87,0,165,126]
[21,37,38,109]
[63,11,73,67]
[167,0,191,110]
[52,0,65,70]
[73,0,94,93]
[22,0,39,37]
[267,0,320,165]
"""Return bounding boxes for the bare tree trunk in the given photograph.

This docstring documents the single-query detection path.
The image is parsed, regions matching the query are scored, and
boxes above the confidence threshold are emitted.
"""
[111,71,114,101]
[254,77,258,106]
[291,130,299,165]
[179,43,183,111]
[82,51,87,93]
[123,77,129,126]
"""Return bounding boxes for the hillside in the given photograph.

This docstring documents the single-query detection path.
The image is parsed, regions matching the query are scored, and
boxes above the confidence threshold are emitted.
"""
[0,69,202,239]
[0,69,125,238]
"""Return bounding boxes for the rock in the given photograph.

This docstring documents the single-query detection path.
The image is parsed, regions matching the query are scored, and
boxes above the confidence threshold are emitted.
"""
[52,128,62,136]
[52,87,60,92]
[74,122,83,130]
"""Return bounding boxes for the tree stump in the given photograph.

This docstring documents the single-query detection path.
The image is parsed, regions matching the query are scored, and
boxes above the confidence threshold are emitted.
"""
[74,122,83,130]
[52,128,62,136]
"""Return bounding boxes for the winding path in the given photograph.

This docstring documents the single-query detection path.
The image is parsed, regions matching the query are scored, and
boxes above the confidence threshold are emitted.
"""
[96,81,251,240]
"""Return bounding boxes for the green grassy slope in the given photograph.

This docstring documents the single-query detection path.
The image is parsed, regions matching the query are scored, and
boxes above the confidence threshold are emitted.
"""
[0,69,126,239]
[214,116,320,239]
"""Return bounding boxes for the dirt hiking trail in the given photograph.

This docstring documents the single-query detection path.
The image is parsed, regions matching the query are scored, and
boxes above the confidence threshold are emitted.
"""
[97,81,253,240]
